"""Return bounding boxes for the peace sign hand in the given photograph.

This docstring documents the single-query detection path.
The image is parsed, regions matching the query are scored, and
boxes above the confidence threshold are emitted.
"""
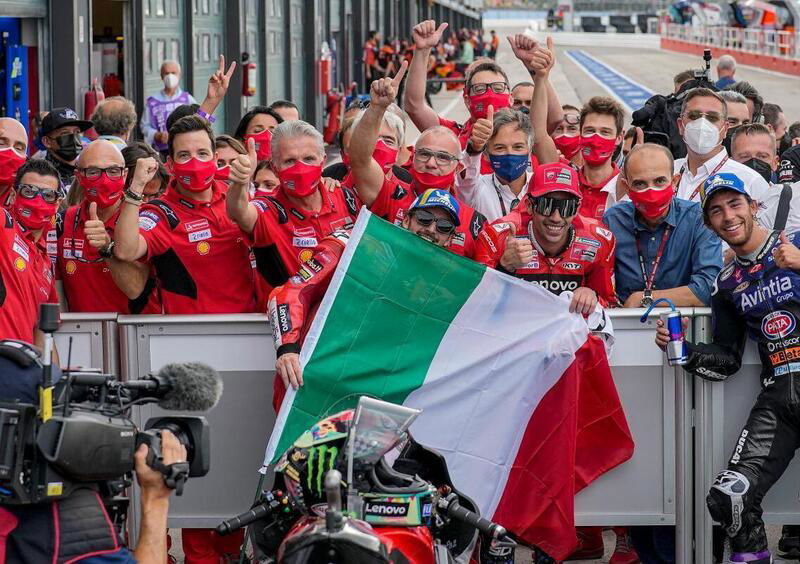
[369,60,408,109]
[206,54,237,102]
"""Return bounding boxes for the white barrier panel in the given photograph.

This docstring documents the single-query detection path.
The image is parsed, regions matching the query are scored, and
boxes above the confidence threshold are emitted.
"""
[118,314,276,530]
[694,309,800,562]
[54,313,118,373]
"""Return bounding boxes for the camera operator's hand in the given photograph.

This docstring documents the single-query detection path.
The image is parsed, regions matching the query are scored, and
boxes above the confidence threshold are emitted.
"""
[133,430,186,564]
[135,429,186,500]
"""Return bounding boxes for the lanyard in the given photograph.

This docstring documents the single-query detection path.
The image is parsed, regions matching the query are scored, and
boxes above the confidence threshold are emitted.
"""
[681,155,729,201]
[636,225,672,292]
[70,206,105,264]
[491,174,520,216]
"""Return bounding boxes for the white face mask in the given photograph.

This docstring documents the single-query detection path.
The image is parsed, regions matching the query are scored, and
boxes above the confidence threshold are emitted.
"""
[163,73,179,90]
[683,117,721,156]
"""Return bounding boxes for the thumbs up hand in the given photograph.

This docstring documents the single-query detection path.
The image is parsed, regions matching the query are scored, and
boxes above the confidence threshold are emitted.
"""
[499,222,534,271]
[84,202,112,250]
[774,231,800,270]
[470,105,494,152]
[230,138,256,186]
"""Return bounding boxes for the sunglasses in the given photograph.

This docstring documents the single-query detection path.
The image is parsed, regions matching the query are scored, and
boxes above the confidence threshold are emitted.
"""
[531,196,579,218]
[683,110,724,125]
[412,208,456,234]
[17,184,63,203]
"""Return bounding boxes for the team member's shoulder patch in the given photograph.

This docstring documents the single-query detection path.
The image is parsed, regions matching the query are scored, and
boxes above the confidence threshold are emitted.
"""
[2,208,12,229]
[469,210,487,239]
[138,209,162,231]
[391,165,413,184]
[342,186,359,215]
[330,229,351,246]
[594,225,613,241]
[145,199,180,230]
[266,196,289,224]
[252,198,270,213]
[55,210,65,239]
[718,261,735,282]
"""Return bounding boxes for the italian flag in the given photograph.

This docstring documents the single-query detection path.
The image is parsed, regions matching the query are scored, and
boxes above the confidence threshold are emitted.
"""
[263,209,634,560]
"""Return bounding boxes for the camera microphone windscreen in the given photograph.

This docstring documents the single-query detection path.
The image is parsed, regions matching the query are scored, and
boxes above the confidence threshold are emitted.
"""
[156,362,223,412]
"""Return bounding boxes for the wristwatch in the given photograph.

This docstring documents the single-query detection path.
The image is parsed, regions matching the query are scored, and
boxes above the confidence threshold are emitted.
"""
[99,241,115,259]
[640,289,654,308]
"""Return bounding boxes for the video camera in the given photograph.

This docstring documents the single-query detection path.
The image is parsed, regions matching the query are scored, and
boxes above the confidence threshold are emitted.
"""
[0,305,221,505]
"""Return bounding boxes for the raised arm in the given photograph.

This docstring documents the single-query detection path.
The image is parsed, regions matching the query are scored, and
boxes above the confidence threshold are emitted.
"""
[351,62,408,206]
[403,20,448,132]
[198,54,237,117]
[112,159,154,262]
[226,138,259,234]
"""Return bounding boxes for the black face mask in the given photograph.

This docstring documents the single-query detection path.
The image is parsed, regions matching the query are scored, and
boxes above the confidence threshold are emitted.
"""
[52,133,82,162]
[742,157,774,184]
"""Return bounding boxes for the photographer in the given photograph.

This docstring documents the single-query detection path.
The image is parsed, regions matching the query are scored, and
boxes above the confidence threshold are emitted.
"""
[0,340,186,564]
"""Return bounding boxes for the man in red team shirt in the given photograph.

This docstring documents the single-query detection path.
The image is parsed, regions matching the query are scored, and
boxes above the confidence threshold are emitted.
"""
[348,62,487,258]
[0,118,28,206]
[0,159,62,345]
[269,189,460,396]
[575,96,626,221]
[56,139,158,313]
[475,162,617,313]
[113,114,256,316]
[226,120,360,287]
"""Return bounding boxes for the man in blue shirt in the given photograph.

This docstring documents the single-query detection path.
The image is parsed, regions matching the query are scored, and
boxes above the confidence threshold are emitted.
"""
[716,54,737,90]
[604,142,722,308]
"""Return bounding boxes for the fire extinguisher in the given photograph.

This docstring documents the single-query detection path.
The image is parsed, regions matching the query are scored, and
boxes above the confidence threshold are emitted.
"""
[242,52,256,97]
[84,78,105,120]
[323,86,344,145]
[319,41,332,96]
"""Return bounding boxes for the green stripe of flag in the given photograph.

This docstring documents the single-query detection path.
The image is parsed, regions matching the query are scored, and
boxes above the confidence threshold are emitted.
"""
[269,212,486,462]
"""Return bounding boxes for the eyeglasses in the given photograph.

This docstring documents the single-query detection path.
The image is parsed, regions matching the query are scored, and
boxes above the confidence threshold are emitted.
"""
[563,114,580,125]
[683,110,724,125]
[17,184,63,203]
[414,149,459,166]
[77,166,126,179]
[531,196,579,218]
[468,81,509,96]
[412,209,456,234]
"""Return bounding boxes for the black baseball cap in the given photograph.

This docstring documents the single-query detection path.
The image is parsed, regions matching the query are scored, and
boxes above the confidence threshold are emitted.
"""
[40,107,92,136]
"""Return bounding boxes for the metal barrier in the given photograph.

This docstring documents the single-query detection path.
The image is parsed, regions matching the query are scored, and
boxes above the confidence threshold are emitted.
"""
[47,309,800,559]
[662,23,800,59]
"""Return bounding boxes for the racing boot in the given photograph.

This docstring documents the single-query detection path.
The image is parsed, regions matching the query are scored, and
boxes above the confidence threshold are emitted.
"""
[609,527,640,564]
[778,525,800,559]
[564,526,604,561]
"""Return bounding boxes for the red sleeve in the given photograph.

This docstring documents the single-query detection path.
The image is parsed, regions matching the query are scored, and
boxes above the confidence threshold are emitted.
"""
[138,207,174,260]
[474,219,513,267]
[437,115,462,136]
[585,224,618,308]
[248,198,275,247]
[369,175,414,221]
[267,232,349,355]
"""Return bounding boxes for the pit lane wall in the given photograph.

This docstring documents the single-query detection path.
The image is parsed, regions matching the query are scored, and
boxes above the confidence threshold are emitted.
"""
[54,309,799,559]
[661,23,800,77]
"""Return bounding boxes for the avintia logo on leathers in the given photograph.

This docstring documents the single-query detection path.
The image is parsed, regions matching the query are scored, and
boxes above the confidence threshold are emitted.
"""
[740,277,793,310]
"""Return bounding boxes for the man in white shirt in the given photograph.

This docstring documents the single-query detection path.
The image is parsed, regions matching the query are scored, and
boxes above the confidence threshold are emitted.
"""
[673,88,769,203]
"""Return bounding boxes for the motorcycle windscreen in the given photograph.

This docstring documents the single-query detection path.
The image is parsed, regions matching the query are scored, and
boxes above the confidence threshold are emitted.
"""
[347,397,420,466]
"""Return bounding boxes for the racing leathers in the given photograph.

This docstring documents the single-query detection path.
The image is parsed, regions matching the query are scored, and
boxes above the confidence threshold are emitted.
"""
[685,230,800,557]
[474,209,618,307]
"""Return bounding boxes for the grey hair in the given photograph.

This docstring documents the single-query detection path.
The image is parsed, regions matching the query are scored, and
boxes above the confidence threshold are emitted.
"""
[717,54,736,71]
[718,90,747,105]
[351,108,405,146]
[271,120,325,162]
[91,96,137,137]
[489,108,533,149]
[160,59,181,74]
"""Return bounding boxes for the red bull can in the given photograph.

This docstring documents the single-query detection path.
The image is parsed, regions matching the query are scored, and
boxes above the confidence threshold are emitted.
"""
[661,310,687,365]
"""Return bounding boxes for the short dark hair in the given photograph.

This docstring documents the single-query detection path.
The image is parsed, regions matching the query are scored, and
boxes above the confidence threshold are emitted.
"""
[254,160,272,176]
[269,100,299,113]
[167,115,215,158]
[215,134,247,155]
[725,81,763,119]
[789,121,800,140]
[166,103,200,132]
[233,106,284,140]
[673,69,694,86]
[580,96,625,136]
[465,60,509,90]
[680,87,728,119]
[122,142,170,193]
[762,103,784,129]
[730,122,775,155]
[15,158,59,189]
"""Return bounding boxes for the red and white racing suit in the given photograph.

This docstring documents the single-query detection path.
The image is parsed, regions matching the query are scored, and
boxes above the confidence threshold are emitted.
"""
[474,209,618,307]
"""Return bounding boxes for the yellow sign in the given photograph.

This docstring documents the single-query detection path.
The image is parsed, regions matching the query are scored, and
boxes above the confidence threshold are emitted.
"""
[197,241,210,255]
[13,257,25,271]
[298,249,313,262]
[47,482,63,496]
[65,260,77,275]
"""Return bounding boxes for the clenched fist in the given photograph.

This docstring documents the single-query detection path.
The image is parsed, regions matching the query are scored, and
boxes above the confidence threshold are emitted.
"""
[131,157,158,193]
[470,105,494,152]
[230,138,257,185]
[499,224,534,270]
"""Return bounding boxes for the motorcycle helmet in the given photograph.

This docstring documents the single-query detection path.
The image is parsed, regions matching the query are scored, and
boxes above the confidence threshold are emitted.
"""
[275,409,354,514]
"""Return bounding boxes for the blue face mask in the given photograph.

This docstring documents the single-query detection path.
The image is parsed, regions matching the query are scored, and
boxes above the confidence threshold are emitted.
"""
[489,154,529,181]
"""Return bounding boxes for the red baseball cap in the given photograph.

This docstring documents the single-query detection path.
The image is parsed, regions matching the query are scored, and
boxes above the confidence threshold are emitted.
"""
[528,163,581,199]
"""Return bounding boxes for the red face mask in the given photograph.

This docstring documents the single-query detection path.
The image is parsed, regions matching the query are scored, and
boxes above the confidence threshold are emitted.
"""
[214,165,231,181]
[373,140,399,173]
[277,161,323,198]
[78,172,125,209]
[579,134,618,166]
[553,135,581,160]
[245,129,272,162]
[0,147,26,188]
[171,157,217,193]
[629,185,674,220]
[13,194,57,231]
[409,167,456,192]
[467,91,511,119]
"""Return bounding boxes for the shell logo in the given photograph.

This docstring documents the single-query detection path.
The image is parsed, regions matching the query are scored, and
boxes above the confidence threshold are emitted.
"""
[298,249,314,262]
[197,241,211,255]
[65,261,77,275]
[13,257,25,271]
